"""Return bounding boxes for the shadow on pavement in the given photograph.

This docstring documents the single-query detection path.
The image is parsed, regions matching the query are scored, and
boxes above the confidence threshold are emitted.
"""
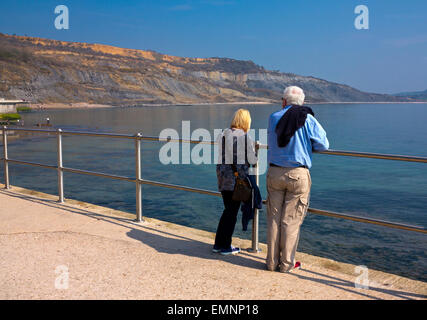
[288,268,427,300]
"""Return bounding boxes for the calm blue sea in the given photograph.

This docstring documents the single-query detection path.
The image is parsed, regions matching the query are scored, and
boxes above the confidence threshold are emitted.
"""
[1,103,426,281]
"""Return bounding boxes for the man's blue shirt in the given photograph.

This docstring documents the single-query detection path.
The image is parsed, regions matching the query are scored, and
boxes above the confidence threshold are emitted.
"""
[267,106,329,169]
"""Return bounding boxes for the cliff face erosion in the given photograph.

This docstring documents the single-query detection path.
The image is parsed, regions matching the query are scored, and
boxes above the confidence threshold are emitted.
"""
[0,33,410,106]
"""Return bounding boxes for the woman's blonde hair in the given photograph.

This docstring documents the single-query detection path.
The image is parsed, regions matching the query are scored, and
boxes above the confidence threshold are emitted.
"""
[230,108,251,132]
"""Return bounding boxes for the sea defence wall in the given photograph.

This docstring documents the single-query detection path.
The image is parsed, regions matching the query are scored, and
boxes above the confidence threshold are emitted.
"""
[0,183,426,300]
[0,104,17,113]
[0,99,27,113]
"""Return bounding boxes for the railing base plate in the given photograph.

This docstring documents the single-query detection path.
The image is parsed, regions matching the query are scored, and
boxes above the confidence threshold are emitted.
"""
[247,248,262,254]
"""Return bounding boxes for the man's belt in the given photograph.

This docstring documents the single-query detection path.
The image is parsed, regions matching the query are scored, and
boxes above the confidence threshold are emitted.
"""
[270,163,308,169]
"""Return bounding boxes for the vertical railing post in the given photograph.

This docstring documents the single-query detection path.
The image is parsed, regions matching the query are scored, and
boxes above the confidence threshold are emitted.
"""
[2,126,10,189]
[135,133,143,222]
[251,141,260,253]
[57,128,64,203]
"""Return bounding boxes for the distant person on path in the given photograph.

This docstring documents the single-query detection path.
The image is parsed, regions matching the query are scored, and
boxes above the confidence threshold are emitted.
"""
[266,86,329,272]
[214,109,258,255]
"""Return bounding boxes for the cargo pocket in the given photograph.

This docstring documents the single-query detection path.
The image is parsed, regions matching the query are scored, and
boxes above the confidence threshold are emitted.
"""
[296,196,308,219]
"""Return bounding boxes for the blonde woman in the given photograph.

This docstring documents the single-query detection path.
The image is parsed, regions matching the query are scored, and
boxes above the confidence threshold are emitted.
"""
[213,108,257,255]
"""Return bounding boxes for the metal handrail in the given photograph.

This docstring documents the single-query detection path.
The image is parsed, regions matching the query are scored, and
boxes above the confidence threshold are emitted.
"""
[1,126,426,253]
[4,127,427,163]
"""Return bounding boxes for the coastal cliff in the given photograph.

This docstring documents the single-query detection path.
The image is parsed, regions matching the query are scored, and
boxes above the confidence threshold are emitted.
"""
[0,33,410,106]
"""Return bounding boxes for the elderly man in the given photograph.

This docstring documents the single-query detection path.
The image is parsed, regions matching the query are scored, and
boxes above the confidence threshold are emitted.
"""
[266,86,329,273]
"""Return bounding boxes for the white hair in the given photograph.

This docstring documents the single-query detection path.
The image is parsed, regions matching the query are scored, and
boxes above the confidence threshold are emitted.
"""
[283,86,305,105]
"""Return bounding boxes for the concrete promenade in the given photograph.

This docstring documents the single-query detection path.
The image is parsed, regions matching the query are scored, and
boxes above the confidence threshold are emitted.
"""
[0,184,426,300]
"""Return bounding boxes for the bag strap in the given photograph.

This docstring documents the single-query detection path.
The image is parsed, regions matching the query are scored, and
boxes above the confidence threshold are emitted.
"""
[222,134,225,165]
[222,133,248,177]
[222,135,238,174]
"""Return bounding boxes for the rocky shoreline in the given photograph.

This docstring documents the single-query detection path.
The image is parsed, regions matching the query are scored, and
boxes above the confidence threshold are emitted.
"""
[29,101,274,110]
[28,100,426,111]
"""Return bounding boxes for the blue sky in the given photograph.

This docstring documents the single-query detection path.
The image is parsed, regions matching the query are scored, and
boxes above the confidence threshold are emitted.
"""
[0,0,426,94]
